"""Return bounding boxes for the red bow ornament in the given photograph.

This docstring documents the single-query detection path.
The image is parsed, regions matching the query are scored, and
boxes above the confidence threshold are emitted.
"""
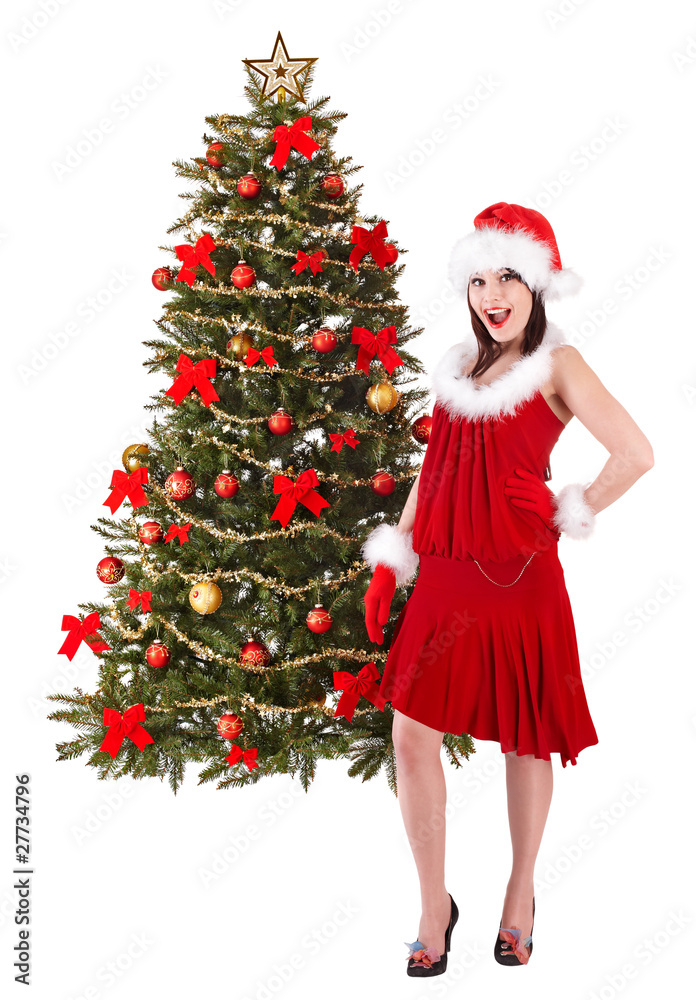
[291,250,325,275]
[244,346,278,369]
[99,703,155,758]
[328,428,360,453]
[164,522,191,546]
[103,467,149,515]
[58,611,110,660]
[225,744,259,771]
[349,219,391,272]
[269,115,321,170]
[165,353,220,407]
[127,589,152,613]
[174,232,217,287]
[351,325,403,375]
[333,662,387,722]
[270,468,331,529]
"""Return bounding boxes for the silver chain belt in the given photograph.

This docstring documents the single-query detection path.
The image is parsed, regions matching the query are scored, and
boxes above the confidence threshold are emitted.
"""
[472,551,536,587]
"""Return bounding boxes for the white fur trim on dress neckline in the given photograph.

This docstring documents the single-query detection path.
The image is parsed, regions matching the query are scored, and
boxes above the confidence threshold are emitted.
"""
[430,320,568,421]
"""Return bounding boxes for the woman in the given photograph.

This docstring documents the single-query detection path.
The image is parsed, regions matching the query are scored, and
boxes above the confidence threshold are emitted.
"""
[361,202,654,975]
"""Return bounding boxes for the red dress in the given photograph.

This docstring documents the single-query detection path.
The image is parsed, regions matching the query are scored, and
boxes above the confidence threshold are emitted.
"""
[377,322,598,767]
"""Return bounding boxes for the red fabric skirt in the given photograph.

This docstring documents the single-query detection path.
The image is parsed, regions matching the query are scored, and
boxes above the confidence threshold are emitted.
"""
[378,544,598,767]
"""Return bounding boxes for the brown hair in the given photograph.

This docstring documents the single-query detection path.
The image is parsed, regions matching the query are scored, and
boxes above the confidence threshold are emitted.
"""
[465,274,548,380]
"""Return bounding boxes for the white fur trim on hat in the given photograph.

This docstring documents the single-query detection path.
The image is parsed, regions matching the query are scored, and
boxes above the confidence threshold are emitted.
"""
[361,523,419,586]
[551,482,596,539]
[447,226,583,302]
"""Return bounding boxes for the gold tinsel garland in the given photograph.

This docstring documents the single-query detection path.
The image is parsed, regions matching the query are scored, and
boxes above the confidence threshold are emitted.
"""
[159,307,296,342]
[171,279,404,312]
[106,602,385,672]
[144,694,377,720]
[136,557,366,598]
[143,689,379,719]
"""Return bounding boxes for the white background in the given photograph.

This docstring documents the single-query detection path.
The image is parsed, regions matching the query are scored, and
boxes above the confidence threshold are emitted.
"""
[2,0,694,997]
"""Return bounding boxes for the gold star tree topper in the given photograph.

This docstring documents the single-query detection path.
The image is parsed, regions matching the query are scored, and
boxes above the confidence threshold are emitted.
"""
[243,31,318,103]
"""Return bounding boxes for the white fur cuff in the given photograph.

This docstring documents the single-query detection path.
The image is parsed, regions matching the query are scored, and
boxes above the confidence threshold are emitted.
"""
[552,482,596,540]
[361,523,419,586]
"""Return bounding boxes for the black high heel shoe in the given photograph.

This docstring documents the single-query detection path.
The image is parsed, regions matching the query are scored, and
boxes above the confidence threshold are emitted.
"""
[494,895,534,965]
[405,893,459,977]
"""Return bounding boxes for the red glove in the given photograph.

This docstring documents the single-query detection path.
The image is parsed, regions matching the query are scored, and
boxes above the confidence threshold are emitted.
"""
[364,564,396,645]
[503,466,561,537]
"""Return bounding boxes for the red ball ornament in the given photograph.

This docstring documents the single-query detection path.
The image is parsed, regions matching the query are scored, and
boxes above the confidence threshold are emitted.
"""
[146,640,170,668]
[214,470,239,498]
[139,521,163,545]
[384,243,399,265]
[165,467,196,500]
[268,408,294,435]
[237,173,261,199]
[217,713,244,739]
[239,639,271,668]
[370,470,396,496]
[312,327,338,353]
[411,414,432,444]
[321,173,344,198]
[231,260,256,289]
[152,267,172,290]
[306,604,333,634]
[206,142,226,168]
[96,556,125,584]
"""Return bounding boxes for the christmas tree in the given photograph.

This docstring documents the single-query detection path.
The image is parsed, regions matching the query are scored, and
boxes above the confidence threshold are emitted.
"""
[48,32,475,794]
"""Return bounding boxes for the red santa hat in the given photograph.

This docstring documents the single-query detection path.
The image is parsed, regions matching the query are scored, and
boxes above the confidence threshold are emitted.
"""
[448,202,583,302]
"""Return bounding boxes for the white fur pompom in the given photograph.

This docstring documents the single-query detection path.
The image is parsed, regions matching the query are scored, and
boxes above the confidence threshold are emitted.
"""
[544,267,584,302]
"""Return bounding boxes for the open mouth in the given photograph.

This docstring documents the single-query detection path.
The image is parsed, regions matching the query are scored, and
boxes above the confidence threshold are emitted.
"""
[484,308,511,329]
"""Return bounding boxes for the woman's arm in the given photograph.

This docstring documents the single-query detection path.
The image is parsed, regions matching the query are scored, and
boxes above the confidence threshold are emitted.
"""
[396,470,421,534]
[552,346,654,517]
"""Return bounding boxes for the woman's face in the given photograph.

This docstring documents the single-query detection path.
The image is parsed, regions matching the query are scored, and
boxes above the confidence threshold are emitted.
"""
[467,268,533,348]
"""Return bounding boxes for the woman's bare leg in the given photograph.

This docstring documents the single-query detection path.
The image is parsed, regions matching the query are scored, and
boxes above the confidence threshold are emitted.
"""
[392,708,452,955]
[500,752,553,946]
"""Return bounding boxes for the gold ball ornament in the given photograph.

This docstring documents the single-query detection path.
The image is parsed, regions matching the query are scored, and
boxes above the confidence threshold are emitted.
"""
[189,581,222,615]
[122,443,149,472]
[366,380,400,414]
[298,677,327,708]
[226,332,254,360]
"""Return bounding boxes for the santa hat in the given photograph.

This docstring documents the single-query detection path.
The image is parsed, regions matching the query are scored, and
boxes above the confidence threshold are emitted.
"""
[448,202,583,303]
